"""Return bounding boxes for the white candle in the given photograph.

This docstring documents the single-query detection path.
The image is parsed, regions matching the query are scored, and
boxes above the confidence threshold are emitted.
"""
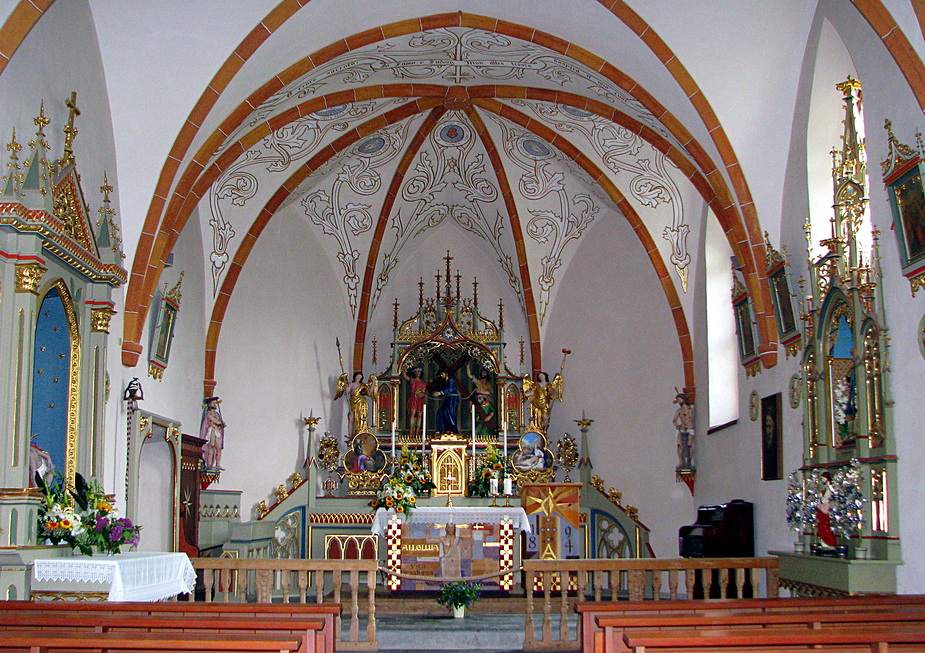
[490,477,498,496]
[471,403,476,458]
[504,477,512,496]
[391,419,396,459]
[501,390,507,459]
[422,403,427,451]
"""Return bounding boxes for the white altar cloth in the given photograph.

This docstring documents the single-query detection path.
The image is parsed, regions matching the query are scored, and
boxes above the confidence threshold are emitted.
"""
[33,552,196,602]
[372,506,531,536]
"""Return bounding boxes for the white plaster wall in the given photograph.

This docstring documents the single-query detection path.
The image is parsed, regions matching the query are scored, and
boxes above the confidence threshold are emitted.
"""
[542,212,696,557]
[135,436,174,552]
[212,205,351,515]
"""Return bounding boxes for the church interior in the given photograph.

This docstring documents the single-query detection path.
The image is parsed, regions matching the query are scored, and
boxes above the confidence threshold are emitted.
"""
[3,0,925,627]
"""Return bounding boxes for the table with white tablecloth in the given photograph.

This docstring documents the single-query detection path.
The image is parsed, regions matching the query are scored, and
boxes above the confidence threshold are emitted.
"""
[32,551,196,601]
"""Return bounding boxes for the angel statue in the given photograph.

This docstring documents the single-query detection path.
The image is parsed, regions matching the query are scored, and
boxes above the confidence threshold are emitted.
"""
[335,371,377,435]
[523,371,563,434]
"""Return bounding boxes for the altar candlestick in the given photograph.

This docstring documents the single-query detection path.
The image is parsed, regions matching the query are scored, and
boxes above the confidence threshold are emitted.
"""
[471,403,476,459]
[490,477,498,496]
[502,391,507,459]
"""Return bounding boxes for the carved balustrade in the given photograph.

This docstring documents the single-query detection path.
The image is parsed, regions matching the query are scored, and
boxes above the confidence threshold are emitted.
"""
[191,557,377,651]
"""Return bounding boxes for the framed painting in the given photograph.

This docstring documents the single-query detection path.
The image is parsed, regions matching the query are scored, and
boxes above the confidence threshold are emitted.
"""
[769,267,798,341]
[149,272,183,379]
[761,393,782,481]
[890,166,925,268]
[734,297,757,361]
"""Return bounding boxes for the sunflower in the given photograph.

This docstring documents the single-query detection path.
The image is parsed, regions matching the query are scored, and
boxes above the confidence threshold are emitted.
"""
[408,496,416,504]
[412,465,421,472]
[385,497,394,508]
[395,505,405,513]
[481,469,493,479]
[404,473,415,483]
[492,462,503,471]
[59,518,72,529]
[369,499,379,509]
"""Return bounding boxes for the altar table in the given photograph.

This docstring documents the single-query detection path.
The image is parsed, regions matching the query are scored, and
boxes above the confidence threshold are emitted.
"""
[373,507,530,591]
[33,552,196,601]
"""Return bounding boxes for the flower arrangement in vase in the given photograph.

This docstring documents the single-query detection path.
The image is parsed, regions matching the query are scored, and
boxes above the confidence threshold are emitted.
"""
[36,472,141,555]
[468,443,506,498]
[437,580,482,618]
[369,445,435,518]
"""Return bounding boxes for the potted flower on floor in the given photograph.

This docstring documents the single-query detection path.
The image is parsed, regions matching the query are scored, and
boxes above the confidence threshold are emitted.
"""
[437,580,482,618]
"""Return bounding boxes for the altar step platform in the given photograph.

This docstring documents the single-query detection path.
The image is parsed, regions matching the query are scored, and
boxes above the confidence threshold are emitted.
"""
[352,593,580,652]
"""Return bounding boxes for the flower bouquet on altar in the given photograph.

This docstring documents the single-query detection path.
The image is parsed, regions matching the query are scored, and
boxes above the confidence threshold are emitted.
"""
[468,443,506,498]
[36,472,141,555]
[368,445,434,518]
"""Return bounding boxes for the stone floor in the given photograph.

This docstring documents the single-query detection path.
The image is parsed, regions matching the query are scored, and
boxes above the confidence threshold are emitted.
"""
[372,612,579,652]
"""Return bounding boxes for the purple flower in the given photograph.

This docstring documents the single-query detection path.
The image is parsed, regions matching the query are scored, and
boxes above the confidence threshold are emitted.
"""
[128,535,140,546]
[94,515,110,532]
[110,522,124,541]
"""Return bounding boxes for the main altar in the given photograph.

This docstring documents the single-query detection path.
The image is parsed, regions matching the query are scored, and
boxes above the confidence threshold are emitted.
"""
[203,256,651,591]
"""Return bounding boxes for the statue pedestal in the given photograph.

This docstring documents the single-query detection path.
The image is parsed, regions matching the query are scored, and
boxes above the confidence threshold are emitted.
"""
[771,550,899,596]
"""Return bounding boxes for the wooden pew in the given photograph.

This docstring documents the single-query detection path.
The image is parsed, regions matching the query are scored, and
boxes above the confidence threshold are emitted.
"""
[0,601,340,653]
[597,612,925,653]
[620,626,925,652]
[0,630,309,652]
[578,595,925,652]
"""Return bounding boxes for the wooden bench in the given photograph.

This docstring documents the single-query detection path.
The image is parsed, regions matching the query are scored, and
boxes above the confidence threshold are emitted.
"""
[620,626,925,652]
[0,630,309,652]
[596,612,925,653]
[0,600,340,653]
[578,595,925,652]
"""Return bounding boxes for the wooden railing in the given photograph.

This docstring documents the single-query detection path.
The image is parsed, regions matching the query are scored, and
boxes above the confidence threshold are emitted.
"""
[191,557,377,651]
[522,557,779,651]
[190,556,779,652]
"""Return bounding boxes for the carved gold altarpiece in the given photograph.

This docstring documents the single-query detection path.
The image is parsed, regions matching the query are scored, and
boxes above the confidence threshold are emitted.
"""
[430,436,469,499]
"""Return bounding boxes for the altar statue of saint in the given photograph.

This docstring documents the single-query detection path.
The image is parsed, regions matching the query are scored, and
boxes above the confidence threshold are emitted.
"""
[673,391,694,470]
[402,367,427,439]
[335,372,377,435]
[466,360,494,401]
[523,371,563,434]
[475,394,496,437]
[816,471,837,548]
[201,396,226,469]
[432,371,459,434]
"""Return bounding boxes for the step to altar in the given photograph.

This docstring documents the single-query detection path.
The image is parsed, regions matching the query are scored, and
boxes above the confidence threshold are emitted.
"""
[355,611,579,652]
[375,613,527,651]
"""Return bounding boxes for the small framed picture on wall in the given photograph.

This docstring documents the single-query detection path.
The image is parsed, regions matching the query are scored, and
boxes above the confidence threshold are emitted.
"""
[761,393,782,481]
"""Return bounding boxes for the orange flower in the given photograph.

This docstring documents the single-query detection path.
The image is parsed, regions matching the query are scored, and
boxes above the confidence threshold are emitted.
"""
[481,469,493,479]
[59,518,72,529]
[45,521,59,530]
[385,497,394,508]
[395,505,405,513]
[408,496,416,504]
[369,499,379,508]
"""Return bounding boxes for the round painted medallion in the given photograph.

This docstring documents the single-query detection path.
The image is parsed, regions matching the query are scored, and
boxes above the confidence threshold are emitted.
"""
[435,122,470,147]
[560,104,594,119]
[749,390,760,421]
[519,138,553,160]
[355,135,386,156]
[310,104,349,119]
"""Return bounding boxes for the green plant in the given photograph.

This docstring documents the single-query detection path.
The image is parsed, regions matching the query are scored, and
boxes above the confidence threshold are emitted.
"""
[436,580,482,609]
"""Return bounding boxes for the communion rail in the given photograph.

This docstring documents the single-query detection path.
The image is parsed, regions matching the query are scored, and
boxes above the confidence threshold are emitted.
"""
[190,557,377,651]
[522,557,780,651]
[190,556,779,651]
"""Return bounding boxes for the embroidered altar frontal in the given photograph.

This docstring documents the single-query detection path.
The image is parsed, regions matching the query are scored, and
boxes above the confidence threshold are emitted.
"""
[375,507,528,591]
